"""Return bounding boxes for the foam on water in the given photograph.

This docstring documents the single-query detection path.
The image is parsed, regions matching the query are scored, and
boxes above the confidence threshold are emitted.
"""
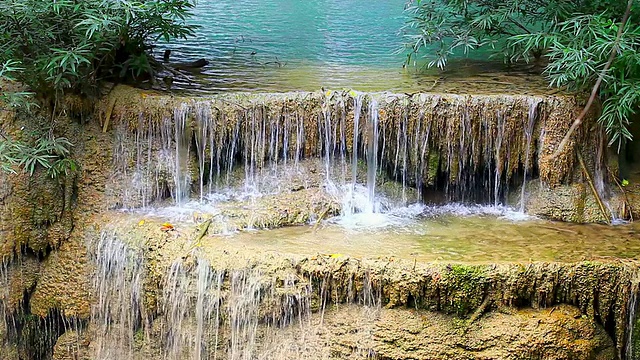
[330,203,533,231]
[421,203,535,221]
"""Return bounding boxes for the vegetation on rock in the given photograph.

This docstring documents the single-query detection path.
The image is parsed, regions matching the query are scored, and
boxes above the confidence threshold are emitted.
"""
[0,0,197,99]
[0,0,197,176]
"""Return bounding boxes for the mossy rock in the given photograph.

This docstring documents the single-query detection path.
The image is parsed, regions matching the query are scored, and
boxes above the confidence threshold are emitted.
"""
[29,236,91,319]
[524,180,611,223]
[52,329,92,360]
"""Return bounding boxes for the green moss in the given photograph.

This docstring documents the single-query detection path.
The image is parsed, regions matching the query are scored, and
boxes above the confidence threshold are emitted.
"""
[440,264,488,316]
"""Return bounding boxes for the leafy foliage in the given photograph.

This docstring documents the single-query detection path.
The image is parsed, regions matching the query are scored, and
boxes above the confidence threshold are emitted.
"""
[0,130,77,177]
[0,137,20,174]
[15,136,76,177]
[403,0,640,147]
[1,0,197,177]
[1,62,76,177]
[0,60,35,110]
[0,0,198,98]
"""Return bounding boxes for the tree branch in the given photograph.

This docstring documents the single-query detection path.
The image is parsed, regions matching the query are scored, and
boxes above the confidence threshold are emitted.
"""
[508,17,532,35]
[551,0,633,159]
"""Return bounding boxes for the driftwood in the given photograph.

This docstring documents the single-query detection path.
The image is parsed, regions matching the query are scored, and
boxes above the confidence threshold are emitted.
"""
[102,96,117,133]
[609,166,634,221]
[466,295,491,327]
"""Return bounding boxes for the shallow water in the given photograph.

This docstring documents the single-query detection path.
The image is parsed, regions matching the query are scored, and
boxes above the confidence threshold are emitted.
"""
[127,203,640,264]
[213,214,640,263]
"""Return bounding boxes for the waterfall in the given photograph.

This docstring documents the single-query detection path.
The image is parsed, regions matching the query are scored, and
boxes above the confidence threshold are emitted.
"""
[519,97,542,212]
[174,104,192,204]
[494,110,505,207]
[103,89,601,215]
[365,98,379,213]
[625,272,640,360]
[349,93,363,215]
[91,231,145,360]
[162,261,191,359]
[87,231,385,359]
[194,102,212,202]
[194,259,223,360]
[338,93,381,217]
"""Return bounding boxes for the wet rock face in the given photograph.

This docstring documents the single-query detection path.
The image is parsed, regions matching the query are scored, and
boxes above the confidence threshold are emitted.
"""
[523,180,610,223]
[0,84,626,360]
[97,85,602,207]
[522,179,633,223]
[260,305,616,360]
[52,330,92,360]
[73,228,639,360]
[56,305,615,360]
[0,108,110,359]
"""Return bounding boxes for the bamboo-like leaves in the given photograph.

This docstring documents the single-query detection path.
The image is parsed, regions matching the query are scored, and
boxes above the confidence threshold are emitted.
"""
[401,0,640,147]
[0,0,199,96]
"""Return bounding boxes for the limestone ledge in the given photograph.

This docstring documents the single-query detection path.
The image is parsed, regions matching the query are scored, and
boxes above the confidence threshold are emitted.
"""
[94,225,640,360]
[93,85,600,206]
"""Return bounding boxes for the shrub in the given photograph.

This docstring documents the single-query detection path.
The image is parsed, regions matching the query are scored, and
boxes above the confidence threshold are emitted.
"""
[0,0,198,99]
[402,0,640,147]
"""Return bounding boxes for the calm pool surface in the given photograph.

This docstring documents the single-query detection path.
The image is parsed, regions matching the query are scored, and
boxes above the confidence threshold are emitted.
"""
[162,0,536,93]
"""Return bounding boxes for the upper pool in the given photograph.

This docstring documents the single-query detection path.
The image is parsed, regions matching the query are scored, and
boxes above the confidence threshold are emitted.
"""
[163,0,534,93]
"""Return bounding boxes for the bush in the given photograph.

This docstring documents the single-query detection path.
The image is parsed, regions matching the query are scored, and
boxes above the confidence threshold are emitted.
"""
[1,0,197,176]
[0,0,198,99]
[402,0,640,147]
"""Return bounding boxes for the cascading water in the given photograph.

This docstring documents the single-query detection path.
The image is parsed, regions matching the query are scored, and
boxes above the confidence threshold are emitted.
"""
[174,104,192,204]
[194,260,224,360]
[91,231,145,359]
[519,97,542,212]
[339,93,382,217]
[493,110,505,207]
[86,232,385,360]
[103,89,609,227]
[347,93,363,216]
[625,272,640,360]
[365,98,379,214]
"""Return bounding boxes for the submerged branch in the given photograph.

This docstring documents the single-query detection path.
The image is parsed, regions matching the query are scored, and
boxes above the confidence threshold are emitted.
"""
[466,295,491,326]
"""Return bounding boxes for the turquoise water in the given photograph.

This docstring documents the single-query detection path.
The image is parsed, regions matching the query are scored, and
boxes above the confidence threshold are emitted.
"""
[163,0,525,92]
[164,0,413,91]
[175,0,409,67]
